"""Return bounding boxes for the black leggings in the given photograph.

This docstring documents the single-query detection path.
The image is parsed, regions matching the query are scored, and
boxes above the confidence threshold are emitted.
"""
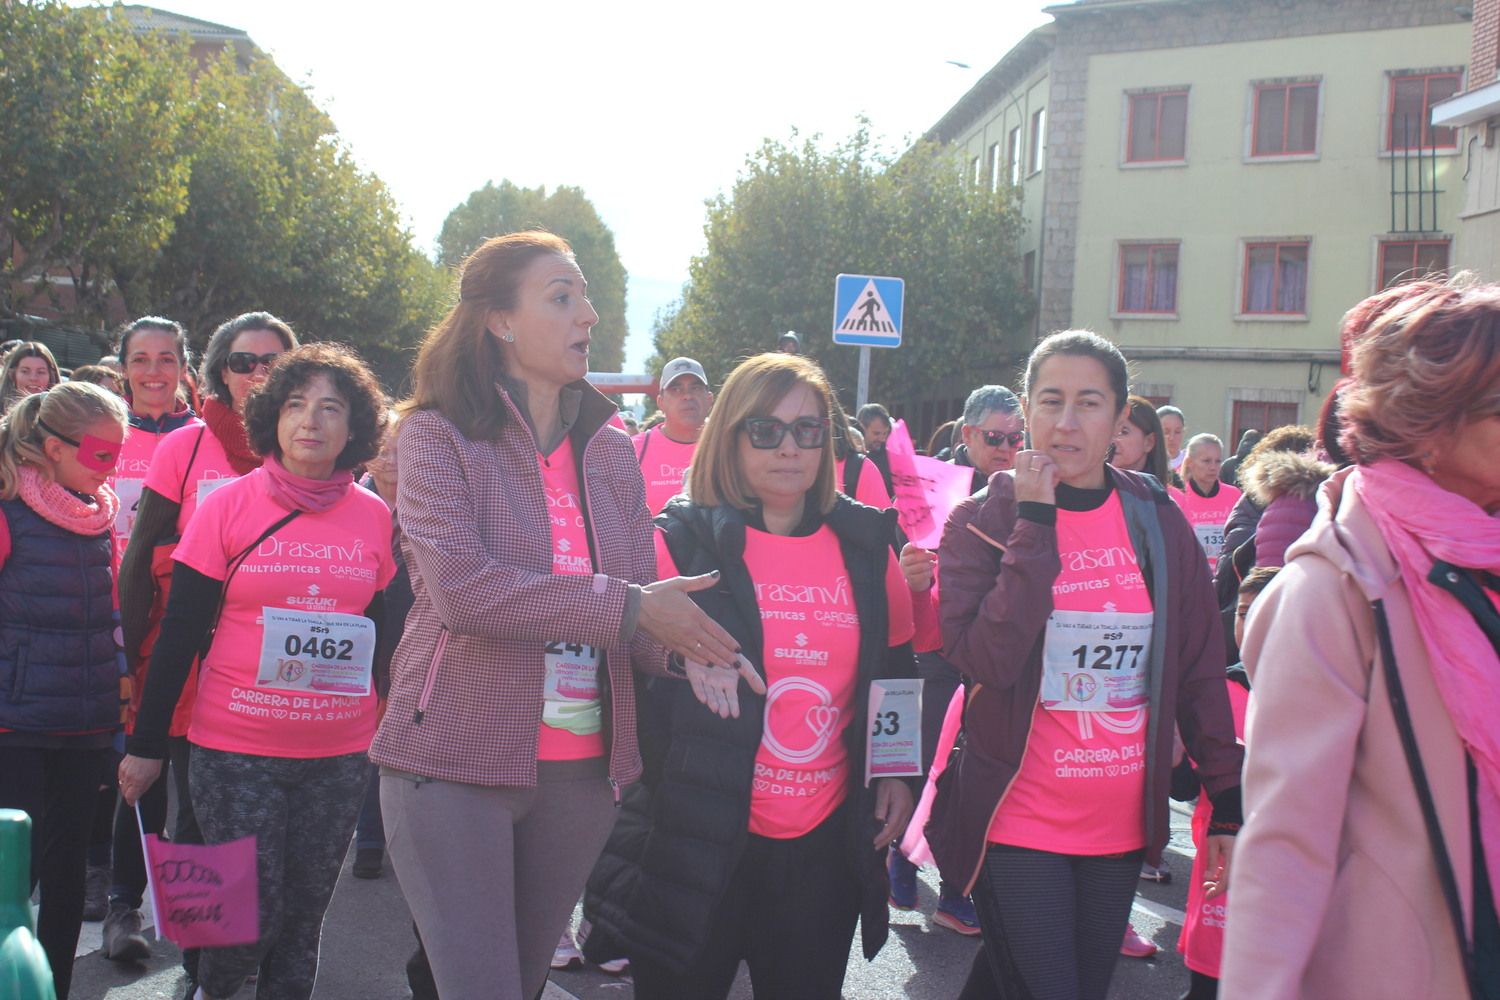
[0,744,113,1000]
[959,844,1144,1000]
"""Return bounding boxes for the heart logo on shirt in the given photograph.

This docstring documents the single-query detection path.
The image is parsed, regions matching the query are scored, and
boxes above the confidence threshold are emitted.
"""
[805,704,841,740]
[272,709,288,720]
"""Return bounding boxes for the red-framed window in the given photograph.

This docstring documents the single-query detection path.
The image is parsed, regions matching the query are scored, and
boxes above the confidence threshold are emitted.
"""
[1387,72,1461,150]
[1117,244,1179,313]
[1252,82,1319,156]
[1028,108,1046,174]
[1378,239,1450,288]
[1127,90,1188,162]
[1232,400,1300,445]
[1242,242,1309,315]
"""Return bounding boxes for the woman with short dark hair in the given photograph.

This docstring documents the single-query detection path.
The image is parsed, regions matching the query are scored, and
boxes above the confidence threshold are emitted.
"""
[119,343,395,1000]
[932,330,1243,1000]
[1222,279,1500,999]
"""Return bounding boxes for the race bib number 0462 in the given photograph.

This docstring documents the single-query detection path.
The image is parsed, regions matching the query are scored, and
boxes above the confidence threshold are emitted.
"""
[256,607,376,697]
[1040,609,1153,712]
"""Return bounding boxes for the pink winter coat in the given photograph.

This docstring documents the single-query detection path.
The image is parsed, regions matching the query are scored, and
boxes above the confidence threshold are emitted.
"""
[1220,468,1474,1000]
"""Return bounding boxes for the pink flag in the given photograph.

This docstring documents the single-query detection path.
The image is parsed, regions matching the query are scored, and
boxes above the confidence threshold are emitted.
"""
[142,829,259,948]
[884,420,976,548]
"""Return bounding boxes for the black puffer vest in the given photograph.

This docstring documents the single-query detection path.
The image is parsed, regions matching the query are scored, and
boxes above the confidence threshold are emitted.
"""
[0,495,123,736]
[584,495,916,973]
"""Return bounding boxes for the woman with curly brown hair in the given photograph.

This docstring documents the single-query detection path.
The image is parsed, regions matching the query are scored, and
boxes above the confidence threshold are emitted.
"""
[119,343,396,1000]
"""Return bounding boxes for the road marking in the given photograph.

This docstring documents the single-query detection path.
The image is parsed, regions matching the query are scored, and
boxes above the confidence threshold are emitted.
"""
[543,983,585,1000]
[1133,896,1188,927]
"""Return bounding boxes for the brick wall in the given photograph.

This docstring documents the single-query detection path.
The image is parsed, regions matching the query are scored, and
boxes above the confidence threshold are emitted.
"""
[1036,0,1471,336]
[1473,0,1499,87]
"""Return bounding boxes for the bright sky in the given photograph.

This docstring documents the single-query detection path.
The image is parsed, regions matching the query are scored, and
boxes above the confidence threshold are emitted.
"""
[97,1,1052,372]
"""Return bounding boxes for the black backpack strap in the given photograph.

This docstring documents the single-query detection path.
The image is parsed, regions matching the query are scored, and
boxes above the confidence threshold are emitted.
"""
[843,451,864,495]
[200,509,302,658]
[178,426,207,503]
[1373,597,1479,999]
[635,428,651,463]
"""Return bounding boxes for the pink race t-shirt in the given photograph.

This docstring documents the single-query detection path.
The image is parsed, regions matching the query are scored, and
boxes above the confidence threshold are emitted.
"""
[988,493,1152,855]
[1170,481,1242,572]
[536,437,605,761]
[173,469,395,758]
[635,428,698,514]
[111,418,203,570]
[142,423,242,535]
[837,455,893,508]
[743,526,914,839]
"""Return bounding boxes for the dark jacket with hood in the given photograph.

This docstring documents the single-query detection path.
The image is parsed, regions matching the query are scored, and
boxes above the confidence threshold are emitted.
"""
[1241,451,1334,570]
[583,494,917,973]
[950,443,989,494]
[927,465,1243,895]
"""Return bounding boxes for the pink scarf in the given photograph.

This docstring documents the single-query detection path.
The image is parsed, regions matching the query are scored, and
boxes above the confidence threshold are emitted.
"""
[17,465,118,535]
[261,453,353,514]
[1354,460,1500,892]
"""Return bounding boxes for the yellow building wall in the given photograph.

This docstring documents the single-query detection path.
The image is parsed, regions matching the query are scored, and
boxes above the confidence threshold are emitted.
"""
[1070,23,1469,438]
[955,69,1051,289]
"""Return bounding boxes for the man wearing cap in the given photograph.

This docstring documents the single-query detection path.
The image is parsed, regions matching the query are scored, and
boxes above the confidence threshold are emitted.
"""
[634,357,712,513]
[777,331,800,354]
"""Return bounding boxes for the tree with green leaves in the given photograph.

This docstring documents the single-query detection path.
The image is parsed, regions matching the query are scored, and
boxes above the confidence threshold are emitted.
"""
[653,125,1034,409]
[436,181,628,373]
[0,1,194,327]
[2,2,449,372]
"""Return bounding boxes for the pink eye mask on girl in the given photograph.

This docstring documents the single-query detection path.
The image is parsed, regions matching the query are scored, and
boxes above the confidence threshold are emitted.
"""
[75,434,123,471]
[38,419,121,471]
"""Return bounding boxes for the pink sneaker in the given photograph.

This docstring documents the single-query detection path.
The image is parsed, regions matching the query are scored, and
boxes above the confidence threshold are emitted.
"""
[1120,923,1158,959]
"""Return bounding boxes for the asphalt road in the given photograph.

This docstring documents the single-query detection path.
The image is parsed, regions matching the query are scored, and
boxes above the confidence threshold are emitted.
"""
[68,800,1199,999]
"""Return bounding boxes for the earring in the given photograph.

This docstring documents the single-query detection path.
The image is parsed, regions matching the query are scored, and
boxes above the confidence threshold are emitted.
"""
[502,332,515,343]
[1423,451,1439,476]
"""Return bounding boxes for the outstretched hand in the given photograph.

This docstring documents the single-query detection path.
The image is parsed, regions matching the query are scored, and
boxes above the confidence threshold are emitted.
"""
[685,653,767,719]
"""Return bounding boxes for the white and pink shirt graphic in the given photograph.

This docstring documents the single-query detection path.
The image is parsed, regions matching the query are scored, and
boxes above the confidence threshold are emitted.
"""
[741,526,912,839]
[1170,481,1242,572]
[634,429,698,514]
[989,493,1153,855]
[537,437,605,761]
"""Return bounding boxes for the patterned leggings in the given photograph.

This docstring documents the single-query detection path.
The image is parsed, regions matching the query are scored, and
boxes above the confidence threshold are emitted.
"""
[959,844,1145,1000]
[189,747,367,1000]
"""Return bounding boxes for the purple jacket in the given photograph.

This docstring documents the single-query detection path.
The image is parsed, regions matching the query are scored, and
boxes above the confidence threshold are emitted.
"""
[369,382,667,789]
[927,466,1243,893]
[1242,451,1334,569]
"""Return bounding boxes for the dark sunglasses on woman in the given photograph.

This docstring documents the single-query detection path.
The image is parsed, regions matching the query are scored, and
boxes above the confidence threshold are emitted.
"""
[225,351,281,375]
[742,417,829,450]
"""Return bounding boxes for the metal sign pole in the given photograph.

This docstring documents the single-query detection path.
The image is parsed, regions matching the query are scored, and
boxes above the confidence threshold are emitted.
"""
[856,345,871,409]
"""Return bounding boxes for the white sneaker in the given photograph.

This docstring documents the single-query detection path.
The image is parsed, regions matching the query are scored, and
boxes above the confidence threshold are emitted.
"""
[574,917,629,974]
[550,931,583,971]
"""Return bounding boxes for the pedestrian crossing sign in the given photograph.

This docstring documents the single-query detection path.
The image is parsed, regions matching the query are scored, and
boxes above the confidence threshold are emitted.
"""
[832,274,904,348]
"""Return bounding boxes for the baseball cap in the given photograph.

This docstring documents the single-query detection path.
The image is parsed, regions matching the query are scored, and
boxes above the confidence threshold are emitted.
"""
[779,330,801,347]
[659,357,708,389]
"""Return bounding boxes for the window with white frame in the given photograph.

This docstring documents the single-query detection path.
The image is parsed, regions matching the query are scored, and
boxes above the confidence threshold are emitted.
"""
[1251,81,1319,157]
[1117,243,1179,314]
[1242,241,1309,315]
[1126,89,1188,163]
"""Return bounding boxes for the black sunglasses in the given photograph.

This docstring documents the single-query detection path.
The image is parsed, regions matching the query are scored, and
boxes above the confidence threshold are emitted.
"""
[742,417,828,450]
[225,351,281,375]
[979,429,1026,448]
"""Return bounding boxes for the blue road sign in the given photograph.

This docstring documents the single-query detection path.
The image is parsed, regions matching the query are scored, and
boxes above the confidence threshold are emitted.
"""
[832,274,904,348]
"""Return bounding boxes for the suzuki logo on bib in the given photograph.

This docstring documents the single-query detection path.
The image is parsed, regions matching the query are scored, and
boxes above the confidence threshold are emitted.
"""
[762,677,840,764]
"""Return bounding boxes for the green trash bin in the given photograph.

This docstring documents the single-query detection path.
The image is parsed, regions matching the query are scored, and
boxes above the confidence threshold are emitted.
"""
[0,809,56,1000]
